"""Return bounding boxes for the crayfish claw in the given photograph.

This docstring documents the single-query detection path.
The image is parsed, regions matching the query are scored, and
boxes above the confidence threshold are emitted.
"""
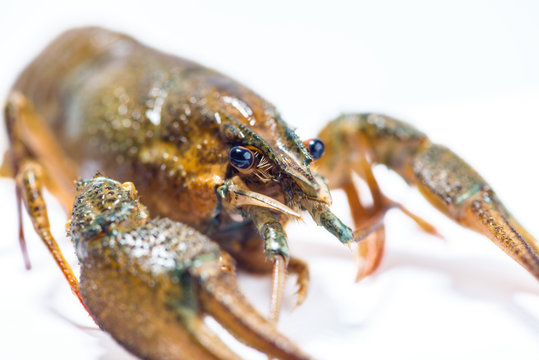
[70,175,311,360]
[197,263,312,360]
[412,144,539,280]
[180,313,242,360]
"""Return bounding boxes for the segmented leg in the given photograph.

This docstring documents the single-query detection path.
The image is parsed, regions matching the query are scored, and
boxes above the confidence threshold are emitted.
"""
[218,225,311,311]
[16,160,89,312]
[287,257,310,307]
[342,181,386,280]
[0,151,11,177]
[243,206,290,325]
[5,93,77,210]
[4,93,88,309]
[316,113,539,281]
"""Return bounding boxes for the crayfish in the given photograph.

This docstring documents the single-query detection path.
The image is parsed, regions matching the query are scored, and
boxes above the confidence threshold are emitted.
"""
[2,27,538,359]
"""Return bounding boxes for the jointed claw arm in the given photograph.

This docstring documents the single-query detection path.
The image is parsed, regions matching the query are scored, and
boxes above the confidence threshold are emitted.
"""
[315,113,539,280]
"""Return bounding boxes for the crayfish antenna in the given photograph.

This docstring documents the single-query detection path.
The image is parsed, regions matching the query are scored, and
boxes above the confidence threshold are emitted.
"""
[16,185,32,270]
[269,254,287,323]
[196,265,313,360]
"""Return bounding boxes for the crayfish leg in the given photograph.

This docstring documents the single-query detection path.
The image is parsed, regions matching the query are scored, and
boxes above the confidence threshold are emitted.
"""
[15,159,89,312]
[4,92,78,211]
[4,92,89,311]
[245,207,291,326]
[287,257,310,308]
[218,231,311,309]
[341,172,438,279]
[355,226,386,281]
[342,180,387,279]
[0,151,13,177]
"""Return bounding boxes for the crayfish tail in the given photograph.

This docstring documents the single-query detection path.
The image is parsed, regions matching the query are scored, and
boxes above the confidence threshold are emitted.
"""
[197,270,312,360]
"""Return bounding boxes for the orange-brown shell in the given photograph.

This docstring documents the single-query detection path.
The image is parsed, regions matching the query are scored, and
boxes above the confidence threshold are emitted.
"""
[12,27,313,234]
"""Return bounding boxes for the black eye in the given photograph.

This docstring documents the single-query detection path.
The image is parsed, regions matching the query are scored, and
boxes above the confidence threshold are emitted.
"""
[229,146,255,170]
[306,138,325,160]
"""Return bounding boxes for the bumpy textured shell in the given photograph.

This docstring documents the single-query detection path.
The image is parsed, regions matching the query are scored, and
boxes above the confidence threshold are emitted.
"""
[13,27,312,234]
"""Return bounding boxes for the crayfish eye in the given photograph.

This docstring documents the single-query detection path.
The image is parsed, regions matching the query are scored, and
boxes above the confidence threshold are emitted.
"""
[305,138,325,160]
[229,146,255,170]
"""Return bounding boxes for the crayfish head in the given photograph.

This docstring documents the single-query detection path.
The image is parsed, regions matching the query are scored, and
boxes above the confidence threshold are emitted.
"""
[217,114,355,245]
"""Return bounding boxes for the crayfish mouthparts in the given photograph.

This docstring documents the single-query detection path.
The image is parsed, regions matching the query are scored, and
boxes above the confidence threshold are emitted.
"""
[217,178,302,220]
[68,175,312,360]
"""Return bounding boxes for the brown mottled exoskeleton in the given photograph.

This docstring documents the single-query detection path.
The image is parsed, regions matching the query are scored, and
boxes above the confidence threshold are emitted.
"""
[2,27,539,359]
[68,174,310,360]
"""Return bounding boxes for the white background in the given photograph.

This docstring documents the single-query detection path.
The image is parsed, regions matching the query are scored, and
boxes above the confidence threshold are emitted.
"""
[1,1,539,359]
